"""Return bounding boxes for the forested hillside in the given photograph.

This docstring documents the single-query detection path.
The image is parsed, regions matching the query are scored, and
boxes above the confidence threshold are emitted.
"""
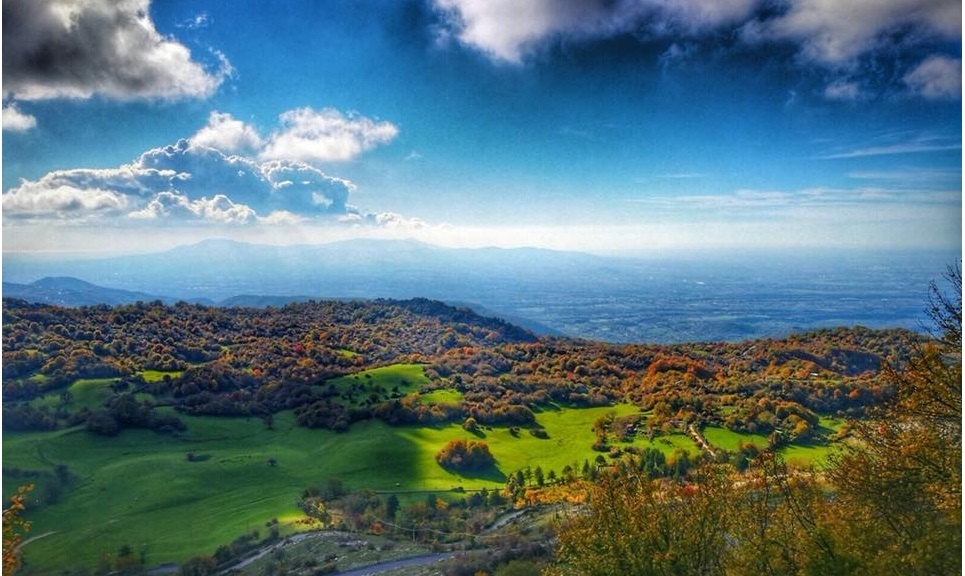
[2,297,917,439]
[1,288,956,576]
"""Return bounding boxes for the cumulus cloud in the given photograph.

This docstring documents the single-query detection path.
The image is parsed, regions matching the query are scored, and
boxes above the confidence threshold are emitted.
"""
[3,138,355,223]
[261,108,399,163]
[2,0,227,101]
[1,107,420,230]
[2,103,37,132]
[129,192,257,223]
[903,55,962,100]
[339,211,428,230]
[189,111,264,154]
[2,180,130,218]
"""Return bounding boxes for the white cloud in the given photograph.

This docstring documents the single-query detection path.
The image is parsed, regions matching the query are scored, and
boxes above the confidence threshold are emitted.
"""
[2,0,227,101]
[903,55,962,100]
[848,168,962,183]
[179,12,210,30]
[656,185,960,214]
[819,136,961,159]
[3,139,356,222]
[433,0,760,63]
[1,107,426,233]
[259,211,305,225]
[823,81,862,101]
[433,0,573,63]
[373,212,428,229]
[434,0,961,101]
[189,111,264,154]
[2,181,130,218]
[2,103,37,132]
[129,192,257,223]
[261,107,399,163]
[337,211,429,231]
[740,0,961,68]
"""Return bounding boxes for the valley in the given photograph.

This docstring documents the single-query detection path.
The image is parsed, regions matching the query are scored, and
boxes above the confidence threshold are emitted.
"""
[1,296,925,574]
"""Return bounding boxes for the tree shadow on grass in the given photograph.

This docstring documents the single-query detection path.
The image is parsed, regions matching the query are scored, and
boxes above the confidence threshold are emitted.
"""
[439,463,507,483]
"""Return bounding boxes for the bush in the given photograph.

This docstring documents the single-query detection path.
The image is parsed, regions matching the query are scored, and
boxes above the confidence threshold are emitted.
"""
[436,439,496,471]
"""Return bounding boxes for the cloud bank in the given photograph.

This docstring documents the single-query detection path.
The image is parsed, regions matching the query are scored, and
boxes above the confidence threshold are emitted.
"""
[2,0,228,102]
[433,0,962,99]
[2,108,413,228]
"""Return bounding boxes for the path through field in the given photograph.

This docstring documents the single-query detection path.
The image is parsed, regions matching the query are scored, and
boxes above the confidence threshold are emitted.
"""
[332,552,456,575]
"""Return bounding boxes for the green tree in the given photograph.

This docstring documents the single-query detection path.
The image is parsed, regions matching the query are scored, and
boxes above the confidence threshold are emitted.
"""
[385,494,400,520]
[178,555,217,576]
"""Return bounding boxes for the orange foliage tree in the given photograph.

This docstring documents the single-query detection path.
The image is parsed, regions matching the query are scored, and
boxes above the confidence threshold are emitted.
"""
[2,484,34,575]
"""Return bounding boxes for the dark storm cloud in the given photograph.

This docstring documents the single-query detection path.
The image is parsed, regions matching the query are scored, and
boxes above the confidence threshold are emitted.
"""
[2,0,226,101]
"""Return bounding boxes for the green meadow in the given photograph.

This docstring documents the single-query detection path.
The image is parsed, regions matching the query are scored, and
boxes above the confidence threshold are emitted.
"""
[4,399,657,573]
[322,363,429,407]
[4,363,846,572]
[702,426,770,452]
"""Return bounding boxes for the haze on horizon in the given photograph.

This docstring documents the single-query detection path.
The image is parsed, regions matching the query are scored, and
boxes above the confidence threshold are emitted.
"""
[1,0,962,256]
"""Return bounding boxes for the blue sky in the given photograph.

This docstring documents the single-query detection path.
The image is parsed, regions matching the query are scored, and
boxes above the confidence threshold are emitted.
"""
[2,0,961,254]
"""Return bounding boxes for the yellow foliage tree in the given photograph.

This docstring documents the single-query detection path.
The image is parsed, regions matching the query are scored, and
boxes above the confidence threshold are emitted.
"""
[2,484,34,575]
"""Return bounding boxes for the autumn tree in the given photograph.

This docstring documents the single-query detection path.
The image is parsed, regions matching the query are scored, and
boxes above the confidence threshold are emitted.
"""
[2,484,33,575]
[824,263,962,574]
[550,465,731,576]
[550,265,962,576]
[436,439,496,471]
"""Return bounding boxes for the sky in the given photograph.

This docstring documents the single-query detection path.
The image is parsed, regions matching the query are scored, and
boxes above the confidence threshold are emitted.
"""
[1,0,962,255]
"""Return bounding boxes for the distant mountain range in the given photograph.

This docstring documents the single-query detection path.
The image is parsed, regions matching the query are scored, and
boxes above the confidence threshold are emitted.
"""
[2,276,172,307]
[3,238,619,300]
[2,238,955,343]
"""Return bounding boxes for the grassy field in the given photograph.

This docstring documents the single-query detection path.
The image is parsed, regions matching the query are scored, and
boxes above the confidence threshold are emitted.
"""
[417,389,464,404]
[322,364,430,408]
[702,426,770,452]
[139,370,184,383]
[4,398,653,573]
[780,442,842,468]
[702,424,842,467]
[4,362,844,573]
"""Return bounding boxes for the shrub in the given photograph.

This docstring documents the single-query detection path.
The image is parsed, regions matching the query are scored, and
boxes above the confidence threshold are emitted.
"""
[436,439,496,471]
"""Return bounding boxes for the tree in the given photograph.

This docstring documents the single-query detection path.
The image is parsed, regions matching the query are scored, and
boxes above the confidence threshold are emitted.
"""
[824,264,962,574]
[179,555,217,576]
[385,494,400,520]
[2,484,33,575]
[435,439,496,471]
[549,265,963,576]
[550,467,730,576]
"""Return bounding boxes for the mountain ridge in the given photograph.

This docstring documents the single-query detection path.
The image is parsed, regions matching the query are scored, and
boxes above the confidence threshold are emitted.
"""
[1,275,563,337]
[3,238,952,344]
